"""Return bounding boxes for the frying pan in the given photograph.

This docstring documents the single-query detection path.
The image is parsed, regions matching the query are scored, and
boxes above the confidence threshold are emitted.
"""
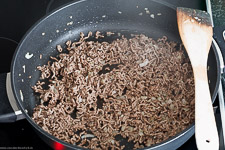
[0,0,220,149]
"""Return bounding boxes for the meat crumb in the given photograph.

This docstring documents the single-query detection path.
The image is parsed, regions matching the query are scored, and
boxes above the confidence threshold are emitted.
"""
[106,32,115,36]
[22,65,25,73]
[139,59,149,67]
[150,14,155,18]
[95,31,104,39]
[25,52,33,59]
[20,90,24,101]
[157,13,162,16]
[57,45,63,52]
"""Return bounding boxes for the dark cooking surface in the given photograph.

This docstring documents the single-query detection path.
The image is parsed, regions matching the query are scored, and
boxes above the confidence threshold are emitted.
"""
[0,0,223,149]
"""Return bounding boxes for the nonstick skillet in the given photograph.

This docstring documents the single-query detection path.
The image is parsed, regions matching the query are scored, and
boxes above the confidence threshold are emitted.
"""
[0,0,220,149]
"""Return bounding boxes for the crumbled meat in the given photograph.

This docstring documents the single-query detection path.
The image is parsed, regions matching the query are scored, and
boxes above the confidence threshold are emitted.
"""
[106,32,115,36]
[57,45,63,52]
[95,31,104,39]
[32,32,194,149]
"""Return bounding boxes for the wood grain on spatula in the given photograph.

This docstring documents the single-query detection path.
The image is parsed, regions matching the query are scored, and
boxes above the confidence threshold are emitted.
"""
[177,7,219,150]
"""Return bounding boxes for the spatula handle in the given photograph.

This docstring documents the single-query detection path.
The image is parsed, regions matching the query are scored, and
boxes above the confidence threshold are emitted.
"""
[195,70,219,150]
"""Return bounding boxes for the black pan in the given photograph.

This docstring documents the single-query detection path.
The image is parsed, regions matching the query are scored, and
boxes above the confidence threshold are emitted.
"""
[0,0,220,149]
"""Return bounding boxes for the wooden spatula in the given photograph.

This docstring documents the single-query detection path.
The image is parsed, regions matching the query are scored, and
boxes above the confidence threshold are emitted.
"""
[177,7,219,150]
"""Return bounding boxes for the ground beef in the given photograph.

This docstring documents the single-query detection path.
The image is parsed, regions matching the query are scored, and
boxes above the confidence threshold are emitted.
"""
[32,32,195,150]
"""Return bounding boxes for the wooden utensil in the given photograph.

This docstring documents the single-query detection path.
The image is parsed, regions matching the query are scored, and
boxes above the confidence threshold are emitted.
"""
[177,7,219,150]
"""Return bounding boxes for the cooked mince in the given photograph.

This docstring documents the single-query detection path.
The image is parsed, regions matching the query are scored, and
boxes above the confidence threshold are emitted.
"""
[32,32,195,149]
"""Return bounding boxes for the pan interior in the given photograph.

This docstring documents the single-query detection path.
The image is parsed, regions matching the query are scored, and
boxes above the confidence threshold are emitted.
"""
[13,0,182,116]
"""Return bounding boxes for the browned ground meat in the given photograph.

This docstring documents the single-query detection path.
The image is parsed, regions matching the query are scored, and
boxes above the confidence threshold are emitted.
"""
[32,32,195,150]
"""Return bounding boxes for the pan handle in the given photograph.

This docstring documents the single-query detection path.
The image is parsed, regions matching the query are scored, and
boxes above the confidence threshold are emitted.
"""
[0,73,25,122]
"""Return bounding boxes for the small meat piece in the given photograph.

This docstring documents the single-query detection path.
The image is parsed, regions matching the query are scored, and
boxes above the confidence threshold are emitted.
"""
[95,31,104,39]
[57,45,63,52]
